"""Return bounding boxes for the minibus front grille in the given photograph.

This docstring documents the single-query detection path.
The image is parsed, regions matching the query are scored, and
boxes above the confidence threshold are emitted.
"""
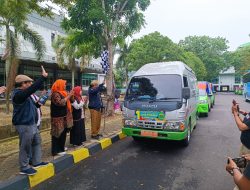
[137,120,164,129]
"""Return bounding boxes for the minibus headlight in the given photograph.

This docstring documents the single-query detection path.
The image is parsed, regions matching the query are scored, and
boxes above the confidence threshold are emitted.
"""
[165,122,185,131]
[124,119,136,127]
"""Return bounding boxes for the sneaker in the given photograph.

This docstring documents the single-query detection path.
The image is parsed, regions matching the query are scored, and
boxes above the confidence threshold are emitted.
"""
[65,147,68,151]
[33,162,49,169]
[98,134,103,137]
[58,152,66,156]
[20,168,37,176]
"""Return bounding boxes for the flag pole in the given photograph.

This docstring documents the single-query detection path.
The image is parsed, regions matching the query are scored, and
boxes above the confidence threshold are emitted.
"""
[100,49,109,135]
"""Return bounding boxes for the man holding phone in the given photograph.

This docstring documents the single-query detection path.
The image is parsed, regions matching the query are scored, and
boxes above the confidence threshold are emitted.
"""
[226,155,250,190]
[12,66,49,175]
[232,101,250,156]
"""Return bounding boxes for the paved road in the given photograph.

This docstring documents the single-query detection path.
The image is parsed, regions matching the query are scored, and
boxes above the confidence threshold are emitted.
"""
[35,93,247,190]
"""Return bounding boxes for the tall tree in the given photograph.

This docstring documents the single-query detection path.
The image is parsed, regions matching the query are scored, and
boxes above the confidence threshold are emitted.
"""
[62,0,150,115]
[126,32,185,71]
[227,46,250,75]
[182,52,207,80]
[0,0,47,113]
[179,36,229,81]
[125,32,207,80]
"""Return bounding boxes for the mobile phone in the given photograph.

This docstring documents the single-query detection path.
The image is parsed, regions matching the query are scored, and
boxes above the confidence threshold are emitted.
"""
[228,157,247,168]
[232,99,240,112]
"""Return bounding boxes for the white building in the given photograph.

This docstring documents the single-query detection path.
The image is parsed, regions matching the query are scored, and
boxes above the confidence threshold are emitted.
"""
[213,67,242,92]
[0,12,103,88]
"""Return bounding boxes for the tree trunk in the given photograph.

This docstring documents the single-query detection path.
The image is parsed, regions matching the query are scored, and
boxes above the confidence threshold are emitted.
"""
[5,27,11,114]
[125,66,128,87]
[5,58,19,114]
[71,69,75,88]
[106,40,115,116]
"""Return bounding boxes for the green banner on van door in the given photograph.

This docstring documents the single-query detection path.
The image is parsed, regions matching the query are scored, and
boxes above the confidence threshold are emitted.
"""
[136,111,165,121]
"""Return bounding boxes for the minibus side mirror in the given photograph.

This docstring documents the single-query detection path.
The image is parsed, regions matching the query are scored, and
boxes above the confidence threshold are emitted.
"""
[182,87,191,100]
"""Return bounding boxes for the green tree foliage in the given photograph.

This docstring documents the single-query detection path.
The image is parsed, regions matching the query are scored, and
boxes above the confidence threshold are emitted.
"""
[179,36,229,81]
[227,46,250,75]
[182,52,207,80]
[63,0,150,115]
[126,32,183,70]
[125,32,207,80]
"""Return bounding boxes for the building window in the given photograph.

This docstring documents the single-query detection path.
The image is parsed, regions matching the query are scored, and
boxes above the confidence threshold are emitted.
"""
[82,74,97,86]
[235,75,241,84]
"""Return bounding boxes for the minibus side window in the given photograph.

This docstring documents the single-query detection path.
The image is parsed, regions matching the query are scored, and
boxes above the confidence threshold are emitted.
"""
[183,76,188,87]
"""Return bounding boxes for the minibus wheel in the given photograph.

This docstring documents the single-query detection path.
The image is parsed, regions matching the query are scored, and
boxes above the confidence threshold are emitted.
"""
[181,123,191,147]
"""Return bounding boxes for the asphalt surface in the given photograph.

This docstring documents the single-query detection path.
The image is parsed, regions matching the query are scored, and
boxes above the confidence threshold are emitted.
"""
[35,93,246,190]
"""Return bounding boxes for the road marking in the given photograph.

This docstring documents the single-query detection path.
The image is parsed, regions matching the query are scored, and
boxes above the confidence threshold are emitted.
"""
[99,138,112,149]
[29,163,55,187]
[68,148,90,163]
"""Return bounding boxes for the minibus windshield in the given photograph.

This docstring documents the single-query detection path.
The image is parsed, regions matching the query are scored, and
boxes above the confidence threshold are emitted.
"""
[125,75,182,101]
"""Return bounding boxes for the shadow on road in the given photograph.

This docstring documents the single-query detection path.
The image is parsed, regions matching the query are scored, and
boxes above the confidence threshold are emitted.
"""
[129,137,186,154]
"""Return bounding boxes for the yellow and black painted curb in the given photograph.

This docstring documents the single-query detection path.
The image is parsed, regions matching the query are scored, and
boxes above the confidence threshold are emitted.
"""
[0,131,126,190]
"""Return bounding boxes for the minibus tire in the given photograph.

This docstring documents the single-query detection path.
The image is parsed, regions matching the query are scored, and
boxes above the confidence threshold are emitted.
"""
[181,124,191,147]
[204,113,208,117]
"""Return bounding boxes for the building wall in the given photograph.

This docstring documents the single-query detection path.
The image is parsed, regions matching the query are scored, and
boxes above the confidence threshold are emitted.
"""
[219,74,235,91]
[0,13,103,87]
[213,67,243,92]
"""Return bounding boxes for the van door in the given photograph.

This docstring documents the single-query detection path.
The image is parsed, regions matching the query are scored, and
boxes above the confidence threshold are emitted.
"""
[186,75,197,129]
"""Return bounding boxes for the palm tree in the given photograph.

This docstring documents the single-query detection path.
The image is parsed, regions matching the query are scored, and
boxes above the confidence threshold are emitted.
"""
[0,0,46,113]
[116,43,130,86]
[53,31,94,87]
[52,35,78,87]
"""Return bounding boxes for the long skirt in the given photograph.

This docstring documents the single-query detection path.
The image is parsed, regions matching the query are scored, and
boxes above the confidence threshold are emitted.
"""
[51,128,67,156]
[70,118,86,146]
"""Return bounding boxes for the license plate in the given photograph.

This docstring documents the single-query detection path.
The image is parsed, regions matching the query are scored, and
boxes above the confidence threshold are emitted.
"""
[141,130,158,138]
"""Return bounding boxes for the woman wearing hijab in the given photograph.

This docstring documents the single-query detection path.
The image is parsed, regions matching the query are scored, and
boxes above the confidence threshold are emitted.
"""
[70,86,87,146]
[50,79,74,156]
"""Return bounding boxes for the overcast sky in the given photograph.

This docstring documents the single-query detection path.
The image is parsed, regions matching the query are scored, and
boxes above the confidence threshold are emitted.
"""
[132,0,250,51]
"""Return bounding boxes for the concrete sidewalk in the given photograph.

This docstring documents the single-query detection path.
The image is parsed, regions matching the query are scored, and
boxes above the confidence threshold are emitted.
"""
[0,113,123,182]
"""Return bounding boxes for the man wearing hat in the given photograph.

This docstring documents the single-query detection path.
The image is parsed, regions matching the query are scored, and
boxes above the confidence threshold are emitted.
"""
[12,66,48,175]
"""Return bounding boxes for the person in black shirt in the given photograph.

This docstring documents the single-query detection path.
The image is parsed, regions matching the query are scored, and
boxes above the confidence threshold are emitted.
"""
[232,104,250,155]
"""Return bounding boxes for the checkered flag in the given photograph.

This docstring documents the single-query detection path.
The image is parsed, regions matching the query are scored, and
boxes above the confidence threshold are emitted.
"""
[100,50,110,74]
